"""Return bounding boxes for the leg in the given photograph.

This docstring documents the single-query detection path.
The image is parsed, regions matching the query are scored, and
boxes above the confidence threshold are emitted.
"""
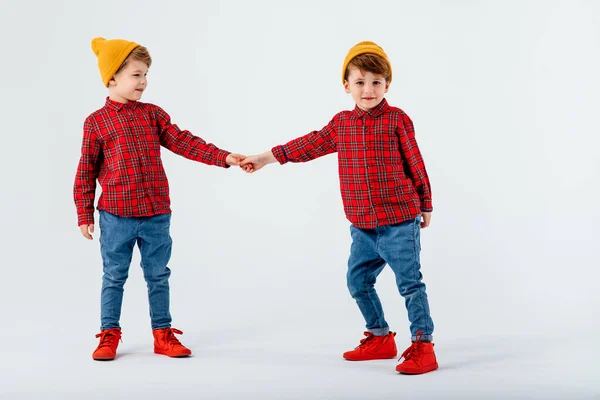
[137,213,172,330]
[99,211,136,330]
[379,215,434,341]
[347,225,388,335]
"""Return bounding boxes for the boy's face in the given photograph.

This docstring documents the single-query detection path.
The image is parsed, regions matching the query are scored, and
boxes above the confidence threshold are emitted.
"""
[108,59,149,103]
[344,67,389,112]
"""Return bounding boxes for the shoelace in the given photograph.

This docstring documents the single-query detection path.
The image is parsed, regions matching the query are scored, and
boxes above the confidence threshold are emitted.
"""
[399,330,423,362]
[355,332,376,350]
[95,330,122,349]
[164,328,184,347]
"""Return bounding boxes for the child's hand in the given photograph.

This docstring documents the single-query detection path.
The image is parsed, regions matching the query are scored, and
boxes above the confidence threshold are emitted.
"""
[421,212,432,229]
[80,224,94,240]
[240,155,260,172]
[240,151,276,173]
[226,153,246,167]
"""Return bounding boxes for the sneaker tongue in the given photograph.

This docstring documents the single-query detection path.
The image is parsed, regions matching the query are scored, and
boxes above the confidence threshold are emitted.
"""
[165,331,181,344]
[98,332,118,347]
[105,331,120,339]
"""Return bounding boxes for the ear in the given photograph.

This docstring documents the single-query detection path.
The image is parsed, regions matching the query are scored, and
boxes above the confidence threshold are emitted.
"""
[384,81,390,93]
[344,80,351,94]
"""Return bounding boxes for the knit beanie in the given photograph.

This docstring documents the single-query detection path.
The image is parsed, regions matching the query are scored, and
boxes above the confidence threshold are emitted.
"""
[91,37,140,87]
[341,41,392,84]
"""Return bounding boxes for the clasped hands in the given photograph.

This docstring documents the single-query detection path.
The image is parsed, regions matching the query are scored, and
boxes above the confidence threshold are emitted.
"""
[225,151,276,173]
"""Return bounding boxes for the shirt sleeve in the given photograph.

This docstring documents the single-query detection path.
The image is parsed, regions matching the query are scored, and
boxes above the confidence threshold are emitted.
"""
[154,105,230,168]
[272,116,338,164]
[398,113,433,212]
[73,118,100,226]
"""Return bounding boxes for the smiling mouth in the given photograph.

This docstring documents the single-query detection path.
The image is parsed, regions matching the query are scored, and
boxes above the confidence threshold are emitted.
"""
[363,97,375,100]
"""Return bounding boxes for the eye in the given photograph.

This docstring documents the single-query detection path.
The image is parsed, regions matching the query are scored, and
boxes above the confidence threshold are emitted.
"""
[373,81,381,85]
[133,74,140,77]
[356,81,364,85]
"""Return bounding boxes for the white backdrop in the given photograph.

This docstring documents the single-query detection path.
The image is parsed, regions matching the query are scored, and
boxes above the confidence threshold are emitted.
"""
[1,0,598,399]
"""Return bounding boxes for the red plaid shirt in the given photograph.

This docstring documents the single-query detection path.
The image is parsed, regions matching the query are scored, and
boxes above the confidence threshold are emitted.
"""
[272,99,432,229]
[74,98,230,226]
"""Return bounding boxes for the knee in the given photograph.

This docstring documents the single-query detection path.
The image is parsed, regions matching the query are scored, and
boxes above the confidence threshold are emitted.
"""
[102,269,128,286]
[143,266,171,283]
[398,281,426,297]
[347,280,371,299]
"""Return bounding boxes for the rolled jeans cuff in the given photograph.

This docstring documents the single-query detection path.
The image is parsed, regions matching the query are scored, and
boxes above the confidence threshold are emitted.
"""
[412,334,433,342]
[369,327,390,336]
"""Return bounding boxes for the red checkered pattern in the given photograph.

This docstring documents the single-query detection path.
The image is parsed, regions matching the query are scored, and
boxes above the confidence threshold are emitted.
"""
[272,99,432,229]
[74,98,230,226]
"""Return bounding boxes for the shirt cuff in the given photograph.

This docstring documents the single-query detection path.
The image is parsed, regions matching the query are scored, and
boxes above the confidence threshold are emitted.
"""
[78,213,95,226]
[271,145,288,164]
[216,149,231,168]
[420,199,433,212]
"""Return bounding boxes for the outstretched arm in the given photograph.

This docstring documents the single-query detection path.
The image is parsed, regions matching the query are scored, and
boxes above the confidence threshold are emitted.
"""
[155,105,231,168]
[240,116,339,173]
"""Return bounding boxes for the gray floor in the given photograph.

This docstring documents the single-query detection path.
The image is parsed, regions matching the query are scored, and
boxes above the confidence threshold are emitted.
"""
[1,323,597,400]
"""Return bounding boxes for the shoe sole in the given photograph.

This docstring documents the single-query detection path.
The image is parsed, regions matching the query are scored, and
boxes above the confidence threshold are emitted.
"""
[154,350,191,357]
[92,356,115,361]
[343,353,397,361]
[396,363,439,374]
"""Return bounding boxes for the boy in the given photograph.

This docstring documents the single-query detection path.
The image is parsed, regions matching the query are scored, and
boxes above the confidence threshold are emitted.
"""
[74,37,244,360]
[240,41,438,374]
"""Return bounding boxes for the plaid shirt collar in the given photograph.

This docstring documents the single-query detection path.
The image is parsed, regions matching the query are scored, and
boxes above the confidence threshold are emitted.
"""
[352,98,389,118]
[105,97,139,112]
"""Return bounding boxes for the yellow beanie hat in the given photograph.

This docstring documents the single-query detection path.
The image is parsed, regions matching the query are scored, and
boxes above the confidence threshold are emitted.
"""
[91,37,140,87]
[342,41,392,84]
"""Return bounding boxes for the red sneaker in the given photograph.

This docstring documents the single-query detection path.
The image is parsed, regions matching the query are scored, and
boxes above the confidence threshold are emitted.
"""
[153,328,192,357]
[343,332,397,361]
[395,331,438,374]
[92,328,122,361]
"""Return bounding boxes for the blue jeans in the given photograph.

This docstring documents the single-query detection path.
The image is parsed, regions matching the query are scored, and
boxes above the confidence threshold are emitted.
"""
[98,211,172,330]
[347,215,434,341]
